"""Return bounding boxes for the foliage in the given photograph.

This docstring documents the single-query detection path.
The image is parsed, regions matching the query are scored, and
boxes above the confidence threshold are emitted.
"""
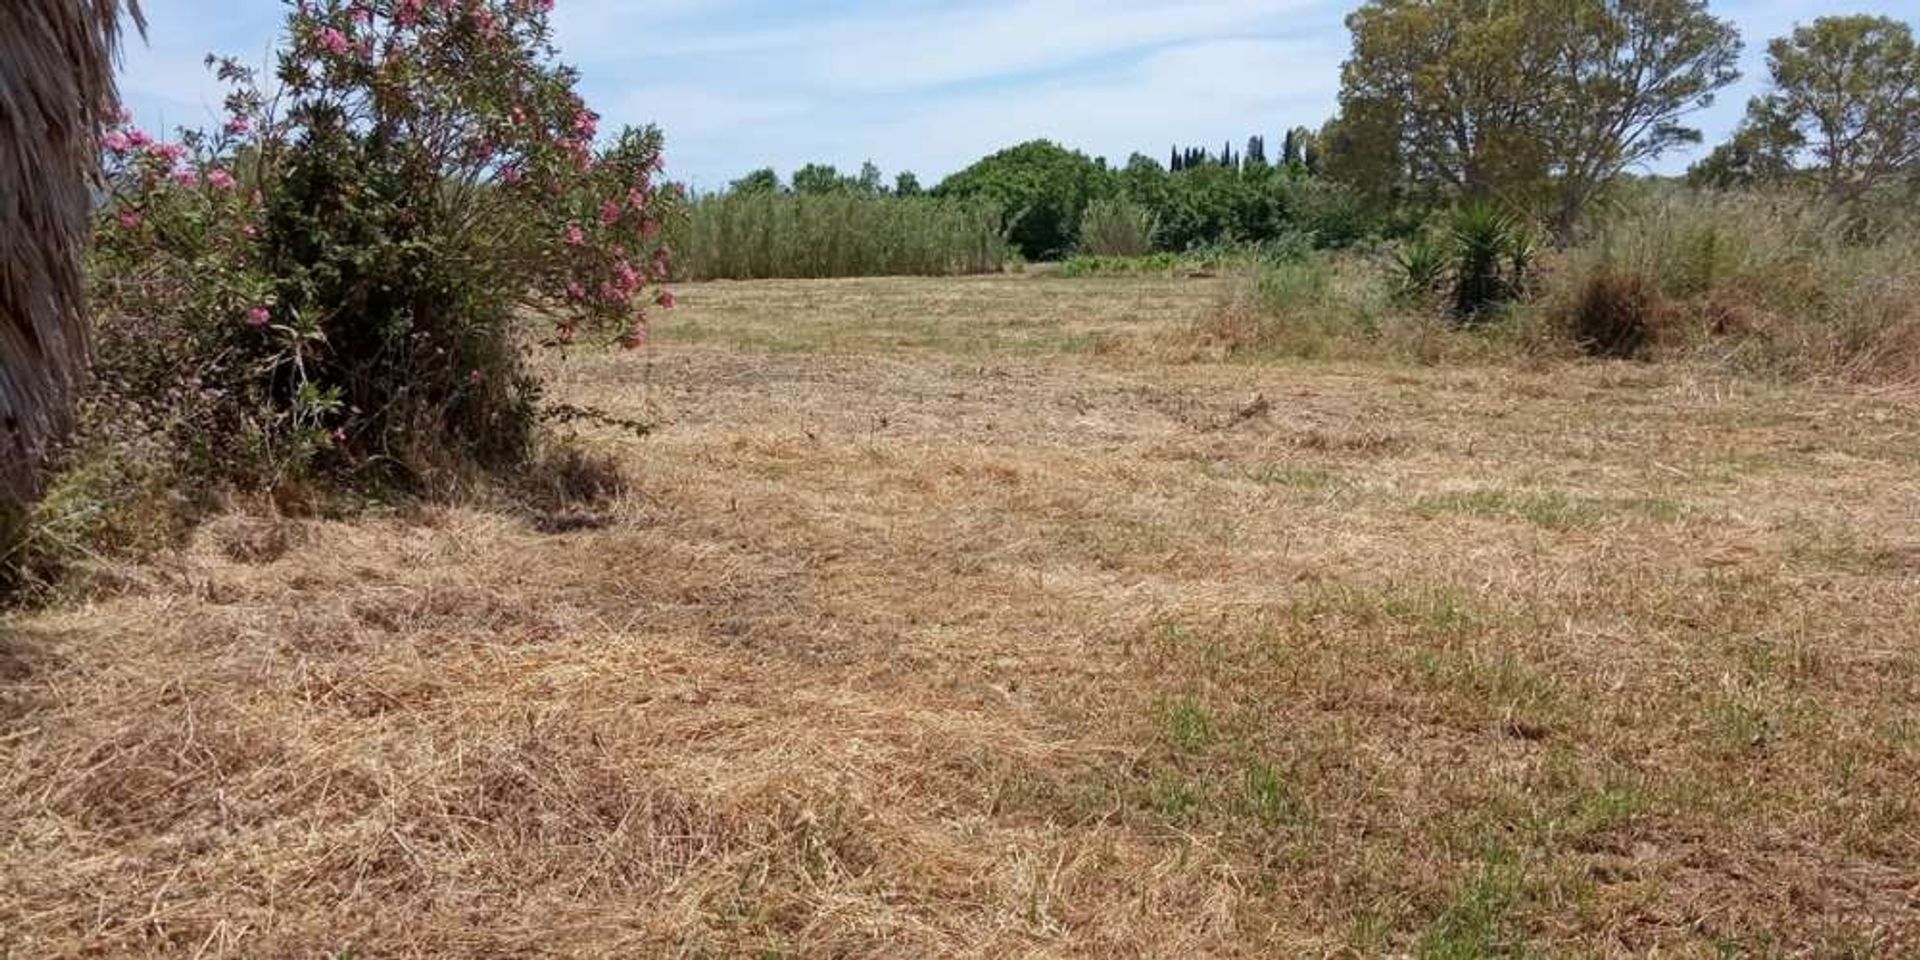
[1337,0,1741,236]
[1448,203,1534,322]
[1077,198,1157,257]
[1686,116,1799,189]
[1057,239,1306,279]
[676,191,1005,280]
[1390,234,1450,304]
[730,167,781,194]
[83,0,677,497]
[1715,16,1919,202]
[935,140,1113,260]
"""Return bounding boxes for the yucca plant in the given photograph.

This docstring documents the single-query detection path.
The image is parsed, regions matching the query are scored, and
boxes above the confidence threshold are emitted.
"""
[1390,233,1451,304]
[1450,201,1526,322]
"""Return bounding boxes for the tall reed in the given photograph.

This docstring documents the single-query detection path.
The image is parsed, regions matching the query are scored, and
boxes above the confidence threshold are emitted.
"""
[1077,198,1157,257]
[676,193,1008,281]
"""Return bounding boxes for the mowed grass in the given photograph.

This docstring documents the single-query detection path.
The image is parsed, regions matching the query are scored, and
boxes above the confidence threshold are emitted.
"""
[4,274,1918,956]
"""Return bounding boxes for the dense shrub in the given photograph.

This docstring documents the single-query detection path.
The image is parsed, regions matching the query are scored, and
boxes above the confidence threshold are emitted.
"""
[935,140,1111,260]
[3,0,685,593]
[676,192,1005,280]
[85,0,676,494]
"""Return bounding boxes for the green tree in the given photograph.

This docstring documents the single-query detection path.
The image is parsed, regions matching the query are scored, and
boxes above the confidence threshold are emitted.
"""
[856,160,885,195]
[935,140,1114,259]
[1119,152,1171,210]
[1739,15,1919,201]
[1338,0,1740,236]
[1246,135,1268,167]
[1687,102,1799,187]
[791,162,847,195]
[894,171,923,196]
[730,167,782,195]
[1542,0,1743,235]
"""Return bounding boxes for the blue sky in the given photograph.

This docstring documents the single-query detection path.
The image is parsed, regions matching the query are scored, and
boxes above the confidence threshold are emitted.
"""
[118,0,1915,191]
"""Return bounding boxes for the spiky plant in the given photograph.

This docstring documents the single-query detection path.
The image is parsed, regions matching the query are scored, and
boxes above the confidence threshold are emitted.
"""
[1390,233,1450,304]
[0,0,144,540]
[1450,202,1523,322]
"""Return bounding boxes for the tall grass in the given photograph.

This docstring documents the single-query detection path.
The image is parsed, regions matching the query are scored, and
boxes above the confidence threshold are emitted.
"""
[676,192,1008,281]
[1077,198,1158,257]
[1545,188,1920,381]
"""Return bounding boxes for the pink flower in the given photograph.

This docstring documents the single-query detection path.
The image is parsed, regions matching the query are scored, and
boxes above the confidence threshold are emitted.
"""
[349,5,372,25]
[317,27,351,56]
[659,289,677,309]
[565,282,585,301]
[395,0,423,26]
[246,307,271,327]
[207,168,236,189]
[127,129,152,148]
[468,369,486,387]
[117,210,143,229]
[564,222,585,246]
[600,200,621,225]
[613,259,641,295]
[150,142,187,164]
[225,115,251,136]
[171,168,199,187]
[572,110,598,140]
[101,130,131,153]
[620,324,649,351]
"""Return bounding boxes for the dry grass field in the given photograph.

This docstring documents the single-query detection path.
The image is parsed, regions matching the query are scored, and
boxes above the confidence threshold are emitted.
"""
[4,274,1917,957]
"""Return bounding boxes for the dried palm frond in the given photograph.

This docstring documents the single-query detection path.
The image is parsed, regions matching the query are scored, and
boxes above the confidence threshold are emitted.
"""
[0,0,144,531]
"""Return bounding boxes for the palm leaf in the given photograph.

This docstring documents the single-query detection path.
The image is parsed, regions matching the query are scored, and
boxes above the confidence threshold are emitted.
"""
[0,0,143,528]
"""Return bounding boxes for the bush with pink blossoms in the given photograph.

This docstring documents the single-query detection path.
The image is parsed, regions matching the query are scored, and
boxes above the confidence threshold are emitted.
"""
[84,0,679,495]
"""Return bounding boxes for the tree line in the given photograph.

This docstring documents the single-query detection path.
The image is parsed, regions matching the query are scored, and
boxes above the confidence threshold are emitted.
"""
[706,4,1914,261]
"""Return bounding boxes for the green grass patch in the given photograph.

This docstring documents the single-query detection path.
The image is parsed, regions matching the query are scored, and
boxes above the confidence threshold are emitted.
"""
[1290,583,1486,637]
[1416,865,1527,960]
[1413,488,1683,529]
[1161,695,1217,752]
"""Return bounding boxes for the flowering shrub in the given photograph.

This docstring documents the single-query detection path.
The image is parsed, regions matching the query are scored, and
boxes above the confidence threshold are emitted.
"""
[87,0,678,489]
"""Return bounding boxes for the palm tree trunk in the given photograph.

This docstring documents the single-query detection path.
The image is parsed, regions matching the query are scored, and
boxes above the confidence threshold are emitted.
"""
[0,0,142,539]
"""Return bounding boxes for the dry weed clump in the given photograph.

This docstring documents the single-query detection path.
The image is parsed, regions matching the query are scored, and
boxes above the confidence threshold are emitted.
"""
[1547,188,1920,383]
[1555,266,1672,359]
